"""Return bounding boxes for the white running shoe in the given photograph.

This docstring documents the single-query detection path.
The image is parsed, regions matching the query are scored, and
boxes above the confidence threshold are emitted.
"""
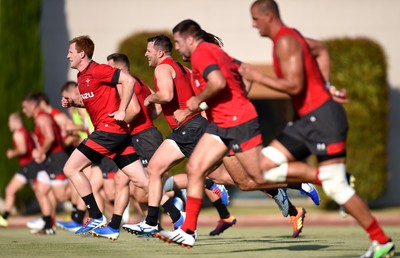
[122,220,158,236]
[156,228,196,248]
[26,217,45,230]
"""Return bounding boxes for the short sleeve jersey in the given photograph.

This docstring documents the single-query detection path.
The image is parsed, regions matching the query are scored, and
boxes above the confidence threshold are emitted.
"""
[191,42,258,128]
[34,110,64,154]
[273,27,331,116]
[14,128,35,167]
[130,77,154,135]
[154,58,197,129]
[77,61,130,134]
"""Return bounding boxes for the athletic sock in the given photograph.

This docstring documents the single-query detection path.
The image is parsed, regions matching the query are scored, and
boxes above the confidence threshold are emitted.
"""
[43,215,52,229]
[2,211,10,220]
[162,198,181,223]
[181,196,202,233]
[212,199,230,219]
[288,200,298,216]
[74,209,86,224]
[145,206,160,226]
[287,183,302,190]
[365,217,390,244]
[70,204,77,220]
[108,214,122,230]
[204,178,214,190]
[315,169,322,185]
[263,189,278,197]
[82,193,102,219]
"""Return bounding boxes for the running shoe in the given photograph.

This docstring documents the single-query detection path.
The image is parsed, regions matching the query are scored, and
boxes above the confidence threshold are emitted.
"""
[156,228,195,248]
[0,215,8,227]
[210,183,229,206]
[26,217,45,230]
[173,196,184,212]
[32,227,56,235]
[122,220,158,236]
[91,225,120,241]
[174,212,185,230]
[273,188,289,217]
[299,183,320,205]
[359,239,395,258]
[55,220,82,233]
[75,215,107,235]
[289,207,306,238]
[209,215,237,236]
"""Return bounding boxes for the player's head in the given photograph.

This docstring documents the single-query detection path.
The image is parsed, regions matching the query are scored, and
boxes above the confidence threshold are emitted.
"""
[107,53,130,71]
[8,112,23,131]
[172,19,204,60]
[22,94,40,118]
[34,92,50,109]
[145,35,173,68]
[67,35,95,69]
[60,81,79,100]
[251,0,281,37]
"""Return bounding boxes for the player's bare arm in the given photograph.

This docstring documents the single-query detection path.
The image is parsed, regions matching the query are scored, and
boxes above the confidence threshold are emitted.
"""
[144,64,174,106]
[111,70,135,122]
[187,69,226,111]
[6,131,27,159]
[33,116,55,163]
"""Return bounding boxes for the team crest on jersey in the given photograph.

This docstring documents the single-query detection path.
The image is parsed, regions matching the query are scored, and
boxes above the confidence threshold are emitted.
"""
[86,79,90,87]
[194,79,200,87]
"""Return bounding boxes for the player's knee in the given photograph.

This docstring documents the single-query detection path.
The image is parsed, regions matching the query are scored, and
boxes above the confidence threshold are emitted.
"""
[114,172,129,187]
[319,163,355,205]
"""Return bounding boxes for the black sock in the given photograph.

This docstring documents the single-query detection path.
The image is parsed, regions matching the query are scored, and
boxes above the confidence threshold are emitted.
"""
[146,206,160,226]
[288,200,298,216]
[82,193,102,219]
[162,198,181,223]
[204,178,214,190]
[108,214,122,230]
[74,209,86,224]
[212,199,230,219]
[2,211,10,220]
[71,204,77,219]
[43,215,52,229]
[287,183,302,190]
[263,189,278,197]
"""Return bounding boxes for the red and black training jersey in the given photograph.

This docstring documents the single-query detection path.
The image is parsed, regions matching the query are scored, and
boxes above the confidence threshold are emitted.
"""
[13,127,35,167]
[34,110,64,154]
[191,42,258,128]
[272,27,331,116]
[154,58,197,129]
[77,61,130,134]
[130,77,154,135]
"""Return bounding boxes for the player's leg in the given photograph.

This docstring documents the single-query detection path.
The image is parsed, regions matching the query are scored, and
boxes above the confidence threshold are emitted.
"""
[0,174,26,227]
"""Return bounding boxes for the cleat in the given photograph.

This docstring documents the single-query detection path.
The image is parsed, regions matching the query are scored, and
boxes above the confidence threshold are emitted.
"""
[157,228,195,247]
[26,217,45,230]
[0,215,9,227]
[75,215,107,235]
[174,212,185,230]
[359,239,395,258]
[273,188,289,217]
[173,197,184,212]
[55,220,83,233]
[91,225,120,241]
[122,220,158,236]
[300,183,320,205]
[289,207,306,238]
[32,227,56,235]
[209,215,237,236]
[210,183,229,206]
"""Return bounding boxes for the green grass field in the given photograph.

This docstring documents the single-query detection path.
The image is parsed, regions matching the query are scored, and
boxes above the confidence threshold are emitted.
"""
[0,225,398,258]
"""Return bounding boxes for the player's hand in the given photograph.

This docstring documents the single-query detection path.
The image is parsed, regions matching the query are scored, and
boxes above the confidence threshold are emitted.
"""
[32,149,46,163]
[329,86,349,104]
[61,97,73,108]
[144,95,152,107]
[6,149,14,159]
[239,63,261,83]
[109,110,126,123]
[186,96,201,112]
[174,109,190,125]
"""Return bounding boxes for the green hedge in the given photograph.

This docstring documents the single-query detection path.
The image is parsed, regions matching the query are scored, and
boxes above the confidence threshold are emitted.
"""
[325,37,388,202]
[0,0,43,203]
[117,31,188,175]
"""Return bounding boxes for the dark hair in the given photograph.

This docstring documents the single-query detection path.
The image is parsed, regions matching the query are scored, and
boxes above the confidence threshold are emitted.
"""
[172,19,223,47]
[147,35,173,54]
[69,35,95,59]
[33,92,50,105]
[252,0,280,18]
[22,93,40,106]
[61,81,78,93]
[107,53,130,69]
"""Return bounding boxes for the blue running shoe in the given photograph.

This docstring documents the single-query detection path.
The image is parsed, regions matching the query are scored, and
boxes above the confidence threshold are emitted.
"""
[75,215,107,235]
[56,220,82,233]
[174,212,185,230]
[300,183,320,205]
[210,183,229,206]
[91,225,120,241]
[273,188,289,217]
